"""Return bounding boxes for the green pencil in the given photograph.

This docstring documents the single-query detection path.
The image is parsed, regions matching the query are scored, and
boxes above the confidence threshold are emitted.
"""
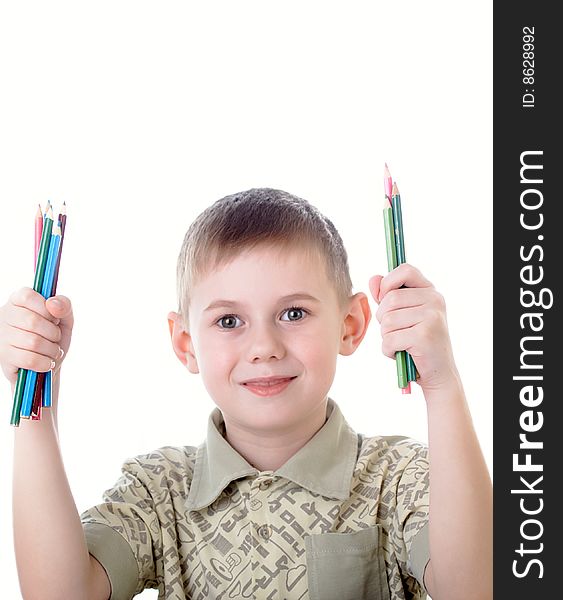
[383,195,409,390]
[392,183,418,383]
[10,205,54,426]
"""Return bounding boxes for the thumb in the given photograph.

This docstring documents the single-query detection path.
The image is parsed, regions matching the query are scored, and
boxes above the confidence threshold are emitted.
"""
[46,295,74,330]
[368,275,384,304]
[46,295,74,360]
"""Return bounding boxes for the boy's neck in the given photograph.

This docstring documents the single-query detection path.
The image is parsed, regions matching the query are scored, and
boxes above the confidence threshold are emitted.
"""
[222,401,329,472]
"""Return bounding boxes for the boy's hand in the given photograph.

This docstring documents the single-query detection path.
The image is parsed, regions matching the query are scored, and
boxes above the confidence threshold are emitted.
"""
[0,287,73,388]
[369,263,460,394]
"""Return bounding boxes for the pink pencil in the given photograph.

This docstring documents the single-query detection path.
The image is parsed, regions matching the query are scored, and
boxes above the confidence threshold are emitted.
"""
[34,204,43,266]
[384,163,393,201]
[32,204,45,419]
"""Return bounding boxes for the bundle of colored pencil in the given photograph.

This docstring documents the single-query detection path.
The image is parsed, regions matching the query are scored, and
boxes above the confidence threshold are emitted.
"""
[383,164,418,394]
[10,201,67,426]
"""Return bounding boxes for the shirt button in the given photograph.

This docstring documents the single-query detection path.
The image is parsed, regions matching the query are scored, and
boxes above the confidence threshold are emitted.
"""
[258,525,271,540]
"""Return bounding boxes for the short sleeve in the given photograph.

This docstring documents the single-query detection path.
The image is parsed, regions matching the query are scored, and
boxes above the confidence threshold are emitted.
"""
[80,459,163,600]
[391,441,431,590]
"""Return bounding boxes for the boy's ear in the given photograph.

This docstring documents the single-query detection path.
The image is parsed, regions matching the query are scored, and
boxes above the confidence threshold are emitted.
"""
[339,292,372,356]
[167,311,199,374]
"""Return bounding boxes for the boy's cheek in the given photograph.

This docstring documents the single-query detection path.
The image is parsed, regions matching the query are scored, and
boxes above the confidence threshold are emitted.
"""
[197,346,235,378]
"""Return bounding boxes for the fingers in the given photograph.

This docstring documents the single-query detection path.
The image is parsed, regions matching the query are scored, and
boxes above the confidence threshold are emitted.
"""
[372,265,447,361]
[378,264,433,301]
[10,287,60,325]
[1,288,68,387]
[375,287,433,323]
[379,305,426,336]
[8,326,62,361]
[4,346,61,375]
[380,328,414,359]
[368,265,457,390]
[6,305,62,343]
[368,275,384,303]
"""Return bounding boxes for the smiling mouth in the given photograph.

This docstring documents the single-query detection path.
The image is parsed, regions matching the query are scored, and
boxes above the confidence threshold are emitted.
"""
[241,376,297,386]
[241,376,297,396]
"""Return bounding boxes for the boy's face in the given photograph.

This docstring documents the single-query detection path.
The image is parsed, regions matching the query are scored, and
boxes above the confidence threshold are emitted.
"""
[169,245,371,434]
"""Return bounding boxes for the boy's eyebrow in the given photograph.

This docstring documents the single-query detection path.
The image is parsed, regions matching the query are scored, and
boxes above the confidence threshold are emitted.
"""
[204,293,321,312]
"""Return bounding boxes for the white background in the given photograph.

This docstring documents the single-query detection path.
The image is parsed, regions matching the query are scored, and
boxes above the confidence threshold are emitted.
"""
[0,2,492,598]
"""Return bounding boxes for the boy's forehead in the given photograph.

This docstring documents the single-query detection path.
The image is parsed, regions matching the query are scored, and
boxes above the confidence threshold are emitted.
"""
[194,245,332,300]
[208,244,320,272]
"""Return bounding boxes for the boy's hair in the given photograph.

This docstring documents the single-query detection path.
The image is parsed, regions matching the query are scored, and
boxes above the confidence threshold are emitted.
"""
[176,188,353,329]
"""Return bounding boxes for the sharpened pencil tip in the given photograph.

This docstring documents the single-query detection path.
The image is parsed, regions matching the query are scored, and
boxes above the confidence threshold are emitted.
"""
[384,163,393,199]
[36,204,43,217]
[383,196,392,209]
[392,182,399,196]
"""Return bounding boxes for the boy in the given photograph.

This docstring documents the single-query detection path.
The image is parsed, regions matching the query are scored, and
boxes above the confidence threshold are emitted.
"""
[2,188,492,599]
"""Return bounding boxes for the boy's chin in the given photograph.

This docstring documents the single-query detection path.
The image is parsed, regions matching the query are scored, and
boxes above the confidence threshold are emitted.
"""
[218,391,327,433]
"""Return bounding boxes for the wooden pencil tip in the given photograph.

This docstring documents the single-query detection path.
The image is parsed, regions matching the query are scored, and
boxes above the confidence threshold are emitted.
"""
[383,195,392,209]
[46,204,53,217]
[392,182,399,195]
[384,163,391,177]
[36,204,43,216]
[60,202,67,215]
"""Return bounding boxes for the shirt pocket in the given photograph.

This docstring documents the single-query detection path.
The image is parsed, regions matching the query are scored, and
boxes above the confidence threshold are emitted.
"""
[305,526,391,600]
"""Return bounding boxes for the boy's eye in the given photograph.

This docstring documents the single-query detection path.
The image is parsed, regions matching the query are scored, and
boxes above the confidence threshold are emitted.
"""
[280,306,308,322]
[215,306,308,329]
[216,315,242,329]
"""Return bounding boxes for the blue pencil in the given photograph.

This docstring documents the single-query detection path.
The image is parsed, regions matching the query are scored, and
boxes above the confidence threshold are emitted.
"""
[42,203,67,410]
[42,221,62,408]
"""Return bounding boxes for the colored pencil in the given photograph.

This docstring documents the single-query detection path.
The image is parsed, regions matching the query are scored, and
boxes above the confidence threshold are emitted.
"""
[384,163,393,201]
[10,206,54,425]
[33,205,54,293]
[21,221,61,417]
[31,205,45,419]
[392,183,418,383]
[31,372,43,419]
[41,220,63,410]
[384,165,411,393]
[383,194,409,391]
[34,204,43,267]
[50,202,66,297]
[43,202,67,409]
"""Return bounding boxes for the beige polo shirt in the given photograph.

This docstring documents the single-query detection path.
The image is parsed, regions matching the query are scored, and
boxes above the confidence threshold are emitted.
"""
[80,398,430,600]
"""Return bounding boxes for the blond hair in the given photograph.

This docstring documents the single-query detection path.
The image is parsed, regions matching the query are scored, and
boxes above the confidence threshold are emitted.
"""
[176,188,353,329]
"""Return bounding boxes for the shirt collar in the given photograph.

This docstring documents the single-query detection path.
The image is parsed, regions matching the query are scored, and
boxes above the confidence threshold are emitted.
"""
[186,397,358,511]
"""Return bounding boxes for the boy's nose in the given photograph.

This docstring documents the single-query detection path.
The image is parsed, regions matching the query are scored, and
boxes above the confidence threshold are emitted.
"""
[246,325,286,362]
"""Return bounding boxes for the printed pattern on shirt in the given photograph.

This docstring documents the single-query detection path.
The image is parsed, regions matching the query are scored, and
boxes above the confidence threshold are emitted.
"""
[81,436,429,600]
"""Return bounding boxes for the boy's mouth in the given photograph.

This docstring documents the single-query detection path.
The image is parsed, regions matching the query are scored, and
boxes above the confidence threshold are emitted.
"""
[242,376,296,385]
[241,376,297,397]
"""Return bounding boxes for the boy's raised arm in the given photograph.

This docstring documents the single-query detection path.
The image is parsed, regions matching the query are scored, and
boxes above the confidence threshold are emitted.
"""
[422,379,493,600]
[2,290,111,600]
[12,376,110,600]
[371,264,493,600]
